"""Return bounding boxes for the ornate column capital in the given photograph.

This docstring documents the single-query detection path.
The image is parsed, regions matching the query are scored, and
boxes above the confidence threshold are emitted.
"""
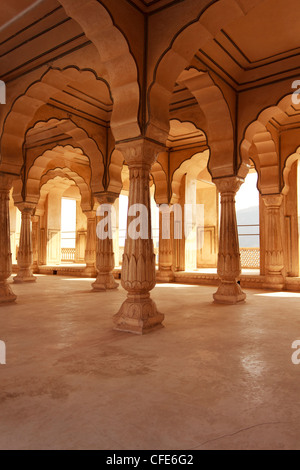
[262,194,283,208]
[15,202,36,216]
[116,138,165,169]
[83,210,96,220]
[0,173,14,192]
[94,192,119,206]
[213,176,244,195]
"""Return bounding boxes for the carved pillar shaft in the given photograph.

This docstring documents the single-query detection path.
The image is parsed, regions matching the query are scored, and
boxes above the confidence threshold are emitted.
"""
[0,175,17,303]
[92,194,118,291]
[84,211,96,277]
[14,204,36,283]
[31,215,39,274]
[157,209,174,282]
[263,195,284,289]
[113,140,164,334]
[213,177,246,304]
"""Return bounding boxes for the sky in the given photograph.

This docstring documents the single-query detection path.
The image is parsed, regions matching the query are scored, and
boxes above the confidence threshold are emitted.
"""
[61,198,76,248]
[236,173,259,211]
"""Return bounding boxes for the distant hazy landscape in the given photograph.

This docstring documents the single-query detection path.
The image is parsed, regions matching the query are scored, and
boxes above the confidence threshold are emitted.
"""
[237,206,260,248]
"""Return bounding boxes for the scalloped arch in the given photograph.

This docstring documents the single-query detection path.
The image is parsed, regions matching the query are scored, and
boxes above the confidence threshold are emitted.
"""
[240,94,297,194]
[147,0,264,142]
[177,69,233,177]
[22,145,91,206]
[282,147,300,196]
[151,162,168,205]
[26,118,105,194]
[171,150,210,204]
[57,0,140,141]
[40,168,92,212]
[0,68,107,175]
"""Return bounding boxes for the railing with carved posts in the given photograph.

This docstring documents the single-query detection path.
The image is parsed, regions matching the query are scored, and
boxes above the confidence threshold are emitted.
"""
[61,248,76,262]
[240,248,260,269]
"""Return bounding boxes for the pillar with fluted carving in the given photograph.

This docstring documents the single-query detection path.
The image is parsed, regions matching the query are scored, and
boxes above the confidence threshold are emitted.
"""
[31,215,39,274]
[157,209,174,282]
[84,210,97,277]
[92,193,118,291]
[213,176,246,304]
[0,174,17,303]
[263,195,284,290]
[113,140,164,334]
[14,203,36,283]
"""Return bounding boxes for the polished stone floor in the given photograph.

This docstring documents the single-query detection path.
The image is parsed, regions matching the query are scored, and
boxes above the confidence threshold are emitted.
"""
[0,275,299,450]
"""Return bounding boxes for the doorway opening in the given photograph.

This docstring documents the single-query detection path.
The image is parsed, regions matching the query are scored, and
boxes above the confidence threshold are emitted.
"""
[61,198,76,263]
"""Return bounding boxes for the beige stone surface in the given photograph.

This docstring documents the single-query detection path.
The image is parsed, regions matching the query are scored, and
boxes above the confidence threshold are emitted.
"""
[0,276,300,450]
[0,1,300,449]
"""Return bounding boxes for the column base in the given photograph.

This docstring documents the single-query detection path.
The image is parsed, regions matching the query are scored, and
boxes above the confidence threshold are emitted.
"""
[14,269,36,283]
[213,281,246,304]
[0,281,17,304]
[113,295,164,335]
[263,274,285,291]
[84,265,97,278]
[156,269,175,283]
[92,273,118,291]
[32,264,39,274]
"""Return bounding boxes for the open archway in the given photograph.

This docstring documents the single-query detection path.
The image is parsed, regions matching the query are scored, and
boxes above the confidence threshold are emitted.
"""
[57,0,140,141]
[0,67,108,175]
[147,0,265,142]
[241,94,300,194]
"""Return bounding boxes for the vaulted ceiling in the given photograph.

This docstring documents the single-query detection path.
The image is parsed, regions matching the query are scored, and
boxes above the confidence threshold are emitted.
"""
[125,0,182,14]
[196,0,300,91]
[0,0,87,83]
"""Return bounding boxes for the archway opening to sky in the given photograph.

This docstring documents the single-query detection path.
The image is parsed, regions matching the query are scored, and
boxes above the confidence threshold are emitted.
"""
[236,170,260,270]
[61,198,77,263]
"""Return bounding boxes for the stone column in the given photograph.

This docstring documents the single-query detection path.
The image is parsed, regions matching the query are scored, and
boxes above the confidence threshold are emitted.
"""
[84,210,97,277]
[157,209,174,282]
[113,140,164,334]
[263,195,284,290]
[213,176,246,304]
[14,203,36,283]
[92,193,118,291]
[31,215,39,274]
[0,174,17,303]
